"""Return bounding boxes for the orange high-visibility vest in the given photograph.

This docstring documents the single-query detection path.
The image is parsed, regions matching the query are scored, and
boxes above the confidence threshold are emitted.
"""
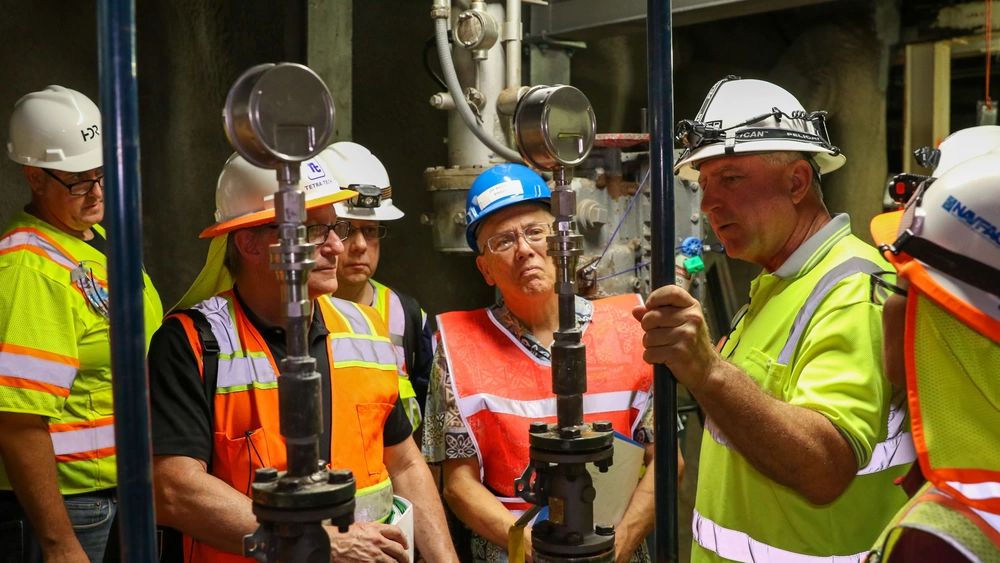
[437,294,652,512]
[174,292,400,563]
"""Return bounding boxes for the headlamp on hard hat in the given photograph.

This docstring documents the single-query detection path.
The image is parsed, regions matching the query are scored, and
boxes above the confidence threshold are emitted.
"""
[914,146,942,170]
[675,108,838,154]
[348,184,383,209]
[885,173,931,207]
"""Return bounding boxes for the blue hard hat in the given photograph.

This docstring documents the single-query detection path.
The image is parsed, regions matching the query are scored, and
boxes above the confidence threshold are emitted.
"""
[466,163,551,252]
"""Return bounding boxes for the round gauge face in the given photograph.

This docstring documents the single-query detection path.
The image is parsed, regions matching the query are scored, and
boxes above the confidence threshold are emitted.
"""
[249,64,335,161]
[541,86,596,166]
[514,85,596,169]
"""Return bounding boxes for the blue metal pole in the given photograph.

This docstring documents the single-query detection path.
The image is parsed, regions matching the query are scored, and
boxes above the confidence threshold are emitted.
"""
[646,0,678,561]
[97,0,157,560]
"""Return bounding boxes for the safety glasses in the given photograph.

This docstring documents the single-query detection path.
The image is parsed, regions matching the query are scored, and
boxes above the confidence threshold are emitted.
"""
[870,270,908,306]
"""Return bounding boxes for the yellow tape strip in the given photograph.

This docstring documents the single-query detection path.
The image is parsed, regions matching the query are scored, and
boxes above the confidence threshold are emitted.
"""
[507,505,541,563]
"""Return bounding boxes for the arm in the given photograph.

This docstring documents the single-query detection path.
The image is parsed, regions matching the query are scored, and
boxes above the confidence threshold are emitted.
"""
[612,444,684,563]
[385,437,459,563]
[442,457,532,558]
[0,412,87,563]
[634,285,856,504]
[153,455,256,554]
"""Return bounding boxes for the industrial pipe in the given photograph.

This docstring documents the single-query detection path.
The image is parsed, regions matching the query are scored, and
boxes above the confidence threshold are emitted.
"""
[97,0,157,560]
[432,4,524,162]
[646,0,679,562]
[504,0,521,90]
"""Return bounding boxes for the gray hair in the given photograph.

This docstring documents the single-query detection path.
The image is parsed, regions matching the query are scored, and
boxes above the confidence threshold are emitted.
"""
[761,151,824,202]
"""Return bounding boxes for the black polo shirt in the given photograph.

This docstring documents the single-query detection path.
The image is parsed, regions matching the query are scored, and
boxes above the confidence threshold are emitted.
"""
[149,288,412,466]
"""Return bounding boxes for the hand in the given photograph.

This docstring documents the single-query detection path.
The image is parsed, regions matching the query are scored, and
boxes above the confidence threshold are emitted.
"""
[632,285,719,393]
[327,521,409,563]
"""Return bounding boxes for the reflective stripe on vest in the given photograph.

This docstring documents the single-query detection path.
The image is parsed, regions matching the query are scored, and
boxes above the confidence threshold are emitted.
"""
[0,228,79,271]
[369,280,421,428]
[868,484,1000,563]
[440,294,652,512]
[707,258,915,477]
[0,343,78,396]
[946,481,1000,502]
[49,417,115,461]
[694,509,867,563]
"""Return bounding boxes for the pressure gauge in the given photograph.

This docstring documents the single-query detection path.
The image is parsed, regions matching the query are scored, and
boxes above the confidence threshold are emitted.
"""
[513,85,596,170]
[223,63,335,168]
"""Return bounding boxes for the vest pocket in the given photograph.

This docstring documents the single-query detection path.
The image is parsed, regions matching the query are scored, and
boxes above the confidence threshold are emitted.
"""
[745,348,789,400]
[213,428,272,495]
[356,403,392,478]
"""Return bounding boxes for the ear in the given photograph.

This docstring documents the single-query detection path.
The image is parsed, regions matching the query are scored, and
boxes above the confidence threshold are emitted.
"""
[22,166,46,197]
[475,254,496,287]
[232,229,266,267]
[787,160,814,204]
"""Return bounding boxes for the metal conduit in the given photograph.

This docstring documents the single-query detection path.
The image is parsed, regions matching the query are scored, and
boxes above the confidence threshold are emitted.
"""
[646,0,679,561]
[98,0,157,560]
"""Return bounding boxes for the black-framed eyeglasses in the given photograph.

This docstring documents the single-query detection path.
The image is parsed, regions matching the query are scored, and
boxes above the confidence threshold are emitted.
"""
[44,168,104,196]
[870,270,907,306]
[342,223,388,241]
[483,222,551,254]
[303,220,353,244]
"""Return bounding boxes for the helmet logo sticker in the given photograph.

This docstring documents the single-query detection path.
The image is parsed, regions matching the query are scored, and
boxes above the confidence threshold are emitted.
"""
[80,124,100,142]
[475,179,524,210]
[305,159,326,180]
[941,196,1000,247]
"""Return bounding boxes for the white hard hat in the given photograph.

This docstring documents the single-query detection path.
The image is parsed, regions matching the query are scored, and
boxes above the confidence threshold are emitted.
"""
[7,85,103,173]
[674,76,845,181]
[921,125,1000,178]
[872,152,1000,326]
[325,142,404,221]
[200,152,357,238]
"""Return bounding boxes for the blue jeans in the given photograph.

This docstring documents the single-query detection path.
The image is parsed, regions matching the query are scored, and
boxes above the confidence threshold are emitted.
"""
[0,490,117,563]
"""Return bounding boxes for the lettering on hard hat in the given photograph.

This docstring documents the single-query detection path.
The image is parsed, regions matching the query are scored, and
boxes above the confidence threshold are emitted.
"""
[942,196,1000,247]
[80,124,100,142]
[476,179,523,210]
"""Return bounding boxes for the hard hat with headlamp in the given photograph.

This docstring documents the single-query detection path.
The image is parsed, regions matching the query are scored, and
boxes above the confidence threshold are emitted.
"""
[7,85,103,173]
[674,76,844,182]
[886,125,1000,208]
[872,152,1000,329]
[325,142,404,221]
[870,150,1000,518]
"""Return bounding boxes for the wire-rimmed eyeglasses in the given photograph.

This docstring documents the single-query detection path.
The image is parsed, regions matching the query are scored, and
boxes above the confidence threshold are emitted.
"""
[483,223,551,254]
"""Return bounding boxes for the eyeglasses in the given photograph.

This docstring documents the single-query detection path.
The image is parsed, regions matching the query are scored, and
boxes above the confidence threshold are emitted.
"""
[342,223,388,241]
[483,222,551,254]
[302,220,353,244]
[44,168,104,196]
[870,271,907,306]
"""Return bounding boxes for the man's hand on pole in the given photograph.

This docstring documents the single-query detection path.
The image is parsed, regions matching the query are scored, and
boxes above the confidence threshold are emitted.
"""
[632,285,720,393]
